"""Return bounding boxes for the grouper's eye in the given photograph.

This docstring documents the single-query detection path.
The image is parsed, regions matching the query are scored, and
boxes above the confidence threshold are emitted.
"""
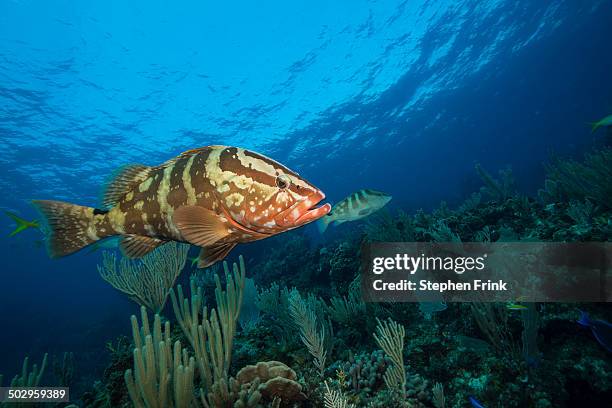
[276,174,291,190]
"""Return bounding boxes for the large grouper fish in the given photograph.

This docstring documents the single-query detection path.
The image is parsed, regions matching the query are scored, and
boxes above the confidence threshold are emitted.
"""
[33,146,331,267]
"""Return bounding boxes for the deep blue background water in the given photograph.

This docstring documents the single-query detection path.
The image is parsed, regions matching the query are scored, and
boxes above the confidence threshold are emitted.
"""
[1,0,611,387]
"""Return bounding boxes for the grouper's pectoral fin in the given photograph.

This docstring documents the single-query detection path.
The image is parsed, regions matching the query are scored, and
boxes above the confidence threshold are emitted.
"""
[173,205,231,247]
[120,235,167,258]
[198,243,237,268]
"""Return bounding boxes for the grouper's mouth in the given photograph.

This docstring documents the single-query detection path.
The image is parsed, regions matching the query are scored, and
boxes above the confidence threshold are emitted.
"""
[275,191,331,228]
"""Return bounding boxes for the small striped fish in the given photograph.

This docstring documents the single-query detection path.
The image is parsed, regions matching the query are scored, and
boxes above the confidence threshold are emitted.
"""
[33,146,331,267]
[318,189,391,233]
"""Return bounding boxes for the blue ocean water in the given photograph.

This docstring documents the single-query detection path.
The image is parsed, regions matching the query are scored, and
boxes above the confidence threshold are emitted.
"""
[1,0,611,403]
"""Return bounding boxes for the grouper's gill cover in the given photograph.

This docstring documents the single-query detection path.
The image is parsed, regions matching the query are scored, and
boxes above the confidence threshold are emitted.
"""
[32,146,331,268]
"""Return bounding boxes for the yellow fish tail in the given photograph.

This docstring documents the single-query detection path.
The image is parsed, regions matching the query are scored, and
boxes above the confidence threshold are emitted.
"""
[4,211,39,237]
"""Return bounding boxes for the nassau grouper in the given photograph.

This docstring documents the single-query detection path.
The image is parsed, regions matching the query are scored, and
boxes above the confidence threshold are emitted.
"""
[33,146,331,267]
[318,189,391,233]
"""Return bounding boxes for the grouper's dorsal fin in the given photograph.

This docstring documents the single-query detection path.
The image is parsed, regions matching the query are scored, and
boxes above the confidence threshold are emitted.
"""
[102,164,152,208]
[178,146,219,157]
[156,146,221,169]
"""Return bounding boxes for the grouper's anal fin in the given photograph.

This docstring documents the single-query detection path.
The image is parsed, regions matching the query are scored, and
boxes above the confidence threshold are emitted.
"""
[120,234,167,258]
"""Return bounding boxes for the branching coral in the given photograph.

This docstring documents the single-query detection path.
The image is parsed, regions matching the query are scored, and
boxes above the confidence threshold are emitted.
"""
[190,264,221,291]
[457,192,482,213]
[341,350,391,392]
[255,282,295,347]
[169,256,245,407]
[373,318,406,398]
[470,302,521,365]
[328,278,365,325]
[364,210,415,242]
[474,225,494,243]
[0,354,49,408]
[52,352,74,388]
[124,256,309,408]
[323,381,354,408]
[475,164,515,201]
[566,199,595,227]
[256,283,292,322]
[544,148,612,208]
[124,307,196,408]
[521,303,541,367]
[289,289,328,378]
[239,277,260,331]
[0,354,48,388]
[432,382,445,408]
[471,302,542,379]
[429,220,461,243]
[98,242,189,313]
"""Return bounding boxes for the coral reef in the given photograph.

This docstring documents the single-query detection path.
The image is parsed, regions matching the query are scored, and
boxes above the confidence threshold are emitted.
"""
[0,354,49,408]
[80,148,611,407]
[339,350,391,394]
[98,242,189,313]
[0,354,48,389]
[53,351,75,388]
[124,307,196,408]
[289,289,329,378]
[233,361,306,406]
[542,148,612,208]
[475,164,515,201]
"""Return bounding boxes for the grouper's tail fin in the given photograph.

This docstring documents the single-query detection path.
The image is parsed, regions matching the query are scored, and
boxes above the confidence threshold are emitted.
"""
[589,121,602,134]
[317,215,332,234]
[31,200,108,258]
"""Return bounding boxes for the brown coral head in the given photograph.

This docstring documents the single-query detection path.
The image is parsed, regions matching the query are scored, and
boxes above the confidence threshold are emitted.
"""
[259,377,306,402]
[236,361,297,384]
